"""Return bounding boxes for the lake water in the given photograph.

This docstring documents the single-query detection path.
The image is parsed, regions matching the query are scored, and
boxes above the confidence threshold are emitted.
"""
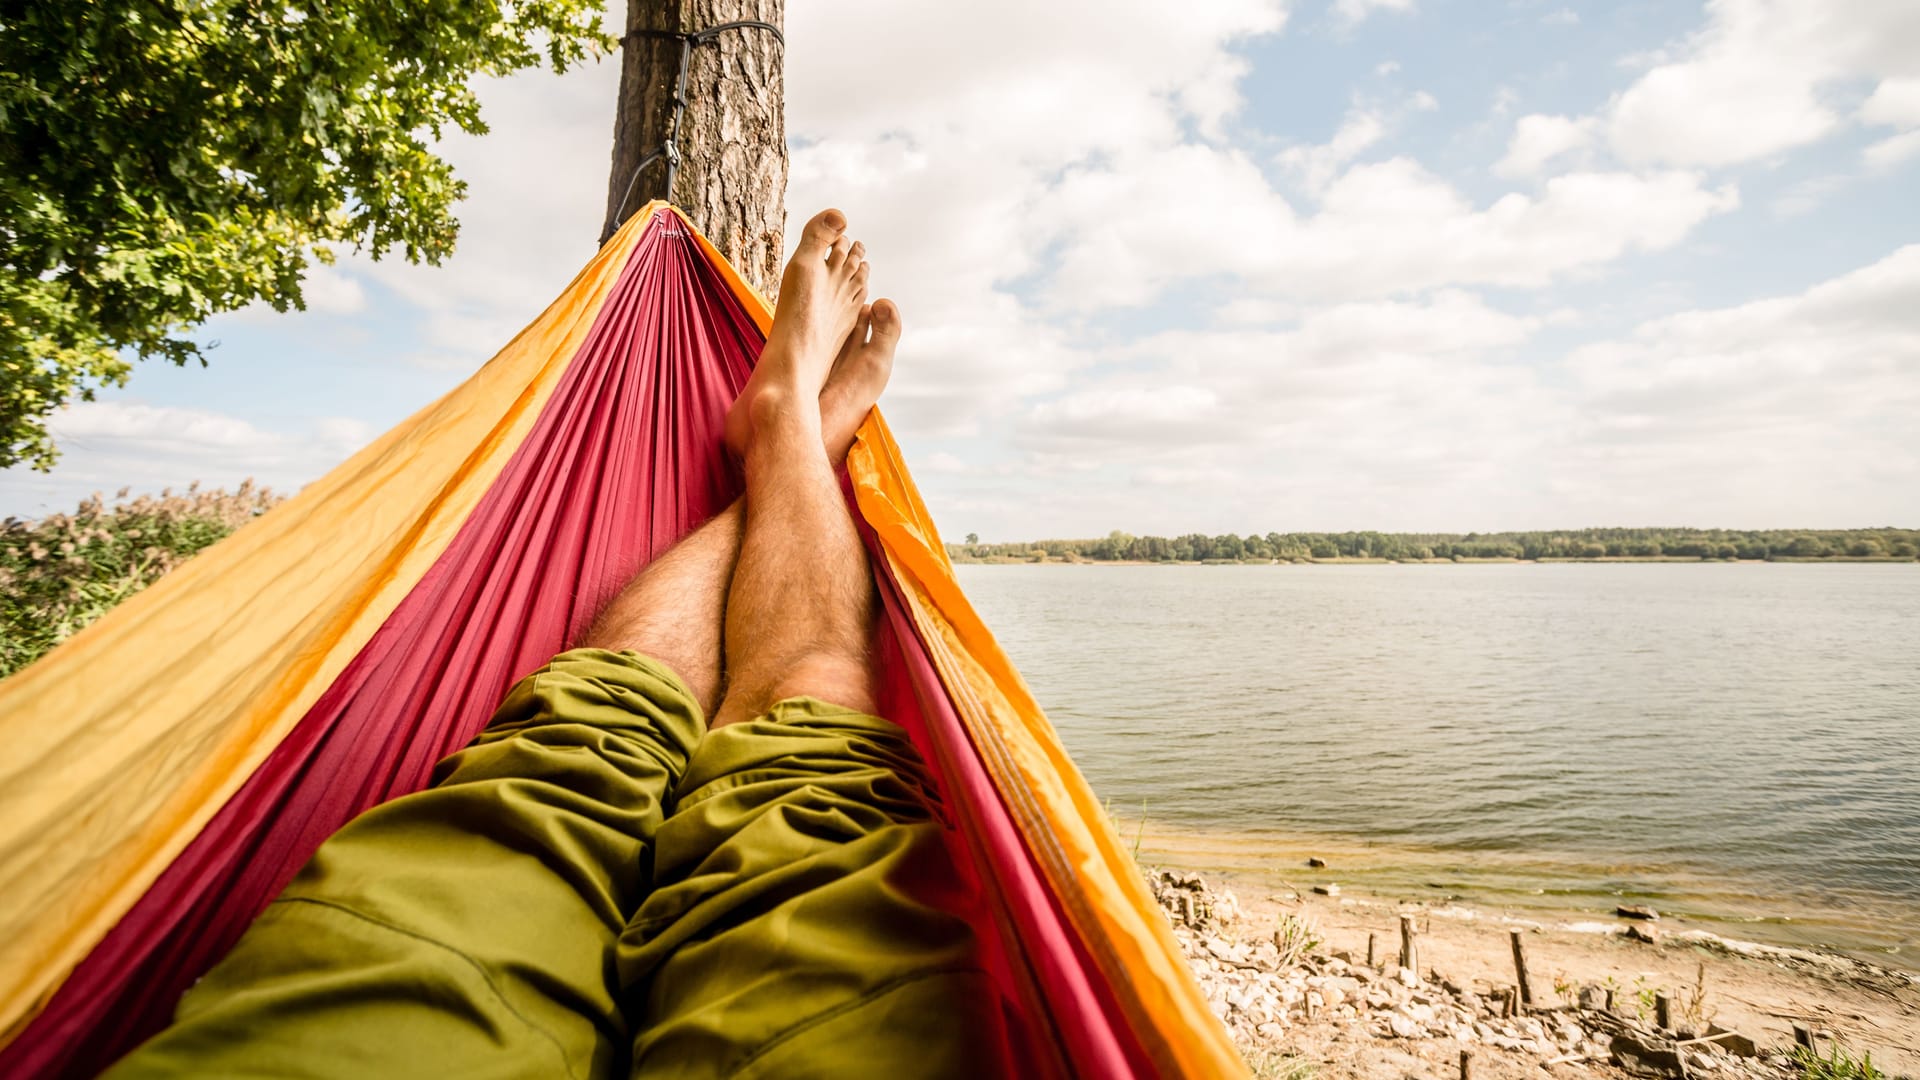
[956,563,1920,969]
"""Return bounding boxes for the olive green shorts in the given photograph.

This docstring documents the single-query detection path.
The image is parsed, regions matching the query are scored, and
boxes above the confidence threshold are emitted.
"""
[104,649,999,1079]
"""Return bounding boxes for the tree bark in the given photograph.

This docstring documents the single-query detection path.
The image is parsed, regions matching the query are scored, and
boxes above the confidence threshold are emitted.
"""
[603,0,787,299]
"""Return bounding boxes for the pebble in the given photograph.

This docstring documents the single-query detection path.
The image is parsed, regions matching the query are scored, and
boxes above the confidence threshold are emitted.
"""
[1147,867,1796,1080]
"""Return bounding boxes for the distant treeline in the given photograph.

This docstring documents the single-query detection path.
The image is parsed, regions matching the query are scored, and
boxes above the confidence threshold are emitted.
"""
[948,528,1920,563]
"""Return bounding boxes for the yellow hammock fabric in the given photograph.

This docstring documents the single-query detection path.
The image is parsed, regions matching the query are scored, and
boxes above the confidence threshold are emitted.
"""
[0,203,1243,1078]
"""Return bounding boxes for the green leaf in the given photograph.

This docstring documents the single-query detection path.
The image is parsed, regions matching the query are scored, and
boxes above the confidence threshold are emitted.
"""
[0,0,613,469]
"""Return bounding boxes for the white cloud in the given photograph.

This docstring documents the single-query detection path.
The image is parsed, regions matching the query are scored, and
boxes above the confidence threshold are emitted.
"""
[222,263,367,325]
[1607,0,1920,167]
[1770,174,1848,218]
[1016,291,1542,455]
[1281,289,1541,359]
[1279,107,1388,193]
[1299,165,1738,295]
[51,401,276,449]
[1025,385,1225,447]
[1494,114,1596,178]
[1332,0,1416,28]
[1863,130,1920,172]
[783,1,1286,431]
[1556,245,1920,523]
[994,291,1561,532]
[20,0,1907,539]
[990,248,1920,534]
[787,2,1286,154]
[2,402,374,516]
[351,58,624,361]
[1541,8,1579,26]
[1212,297,1306,326]
[1040,150,1737,308]
[299,264,368,315]
[1861,76,1920,128]
[1573,245,1920,389]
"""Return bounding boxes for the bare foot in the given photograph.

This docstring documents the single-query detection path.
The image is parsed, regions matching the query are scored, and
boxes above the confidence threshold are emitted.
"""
[820,298,903,460]
[725,208,870,455]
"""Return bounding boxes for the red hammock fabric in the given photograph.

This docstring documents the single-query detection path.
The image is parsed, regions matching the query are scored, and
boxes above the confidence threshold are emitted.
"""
[1,213,1149,1077]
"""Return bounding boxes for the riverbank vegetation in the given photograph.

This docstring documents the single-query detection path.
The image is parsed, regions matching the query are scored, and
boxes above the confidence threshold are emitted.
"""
[1,484,281,676]
[950,528,1920,564]
[6,492,1915,679]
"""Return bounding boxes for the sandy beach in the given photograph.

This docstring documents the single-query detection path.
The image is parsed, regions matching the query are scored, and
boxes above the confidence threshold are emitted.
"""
[1158,868,1920,1078]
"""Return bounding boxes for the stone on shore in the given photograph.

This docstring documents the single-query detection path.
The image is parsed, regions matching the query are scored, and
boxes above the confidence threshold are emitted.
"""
[1706,1026,1759,1058]
[1145,866,1801,1079]
[1611,1031,1686,1077]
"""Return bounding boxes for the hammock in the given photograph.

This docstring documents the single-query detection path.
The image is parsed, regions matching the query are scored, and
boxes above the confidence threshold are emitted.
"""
[0,203,1242,1078]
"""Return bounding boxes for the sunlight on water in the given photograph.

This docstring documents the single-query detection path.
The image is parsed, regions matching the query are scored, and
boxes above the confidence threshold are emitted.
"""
[958,562,1920,970]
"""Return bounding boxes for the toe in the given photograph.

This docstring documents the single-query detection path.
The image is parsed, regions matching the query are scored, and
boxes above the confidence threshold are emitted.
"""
[827,234,852,272]
[796,208,847,260]
[846,240,866,274]
[834,305,874,365]
[868,298,903,348]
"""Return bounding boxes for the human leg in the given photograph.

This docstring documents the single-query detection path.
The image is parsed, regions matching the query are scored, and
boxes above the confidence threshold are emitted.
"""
[103,648,706,1080]
[103,238,911,1079]
[586,287,900,718]
[620,211,1004,1077]
[584,505,742,717]
[710,210,889,729]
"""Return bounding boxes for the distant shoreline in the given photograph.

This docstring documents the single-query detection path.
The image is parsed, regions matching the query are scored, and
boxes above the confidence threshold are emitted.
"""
[949,527,1919,564]
[950,555,1920,566]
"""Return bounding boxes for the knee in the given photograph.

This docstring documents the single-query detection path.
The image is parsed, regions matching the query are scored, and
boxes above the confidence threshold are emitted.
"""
[769,651,877,714]
[720,650,877,727]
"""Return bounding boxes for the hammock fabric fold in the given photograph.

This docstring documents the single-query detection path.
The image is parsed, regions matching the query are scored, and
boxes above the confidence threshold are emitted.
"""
[0,204,1242,1078]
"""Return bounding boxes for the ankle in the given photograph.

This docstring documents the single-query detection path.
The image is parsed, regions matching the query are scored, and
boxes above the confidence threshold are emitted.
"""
[743,388,824,459]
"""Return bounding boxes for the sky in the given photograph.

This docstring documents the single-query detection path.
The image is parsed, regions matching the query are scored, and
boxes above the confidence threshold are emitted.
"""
[4,0,1917,541]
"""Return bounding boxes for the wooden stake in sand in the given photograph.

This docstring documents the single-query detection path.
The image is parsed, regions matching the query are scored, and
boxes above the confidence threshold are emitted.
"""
[1399,915,1419,977]
[1459,1050,1472,1080]
[1509,930,1534,1010]
[1655,992,1673,1030]
[1367,932,1377,968]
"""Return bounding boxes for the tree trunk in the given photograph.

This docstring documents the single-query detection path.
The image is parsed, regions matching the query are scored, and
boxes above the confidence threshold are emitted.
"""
[603,0,787,300]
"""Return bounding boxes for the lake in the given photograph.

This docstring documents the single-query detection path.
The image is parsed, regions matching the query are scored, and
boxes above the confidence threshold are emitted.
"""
[955,562,1920,969]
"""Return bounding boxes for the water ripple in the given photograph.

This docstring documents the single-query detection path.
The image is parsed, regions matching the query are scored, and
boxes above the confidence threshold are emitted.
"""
[962,562,1920,961]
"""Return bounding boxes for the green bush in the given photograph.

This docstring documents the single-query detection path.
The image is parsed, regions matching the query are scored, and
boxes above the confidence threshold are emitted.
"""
[1793,1042,1886,1080]
[1,482,281,677]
